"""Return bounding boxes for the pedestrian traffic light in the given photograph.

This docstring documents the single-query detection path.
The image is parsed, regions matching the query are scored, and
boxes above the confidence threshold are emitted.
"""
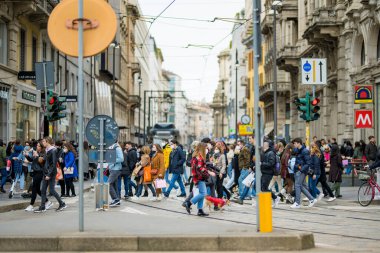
[310,97,320,121]
[294,92,310,121]
[46,90,66,121]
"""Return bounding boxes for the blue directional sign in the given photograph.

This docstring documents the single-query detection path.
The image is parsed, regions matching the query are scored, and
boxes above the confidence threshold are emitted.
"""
[303,61,311,72]
[301,58,327,85]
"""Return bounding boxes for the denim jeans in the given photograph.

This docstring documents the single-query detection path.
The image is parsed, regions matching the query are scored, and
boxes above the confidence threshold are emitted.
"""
[165,173,186,196]
[225,170,234,189]
[118,174,131,197]
[238,169,249,197]
[108,170,121,201]
[191,181,207,209]
[227,163,233,179]
[136,183,156,197]
[308,175,320,198]
[165,170,178,191]
[15,172,25,190]
[295,171,314,204]
[40,176,64,209]
[1,168,8,188]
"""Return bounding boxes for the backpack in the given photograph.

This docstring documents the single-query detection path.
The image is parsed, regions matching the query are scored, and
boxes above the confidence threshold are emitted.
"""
[275,154,281,174]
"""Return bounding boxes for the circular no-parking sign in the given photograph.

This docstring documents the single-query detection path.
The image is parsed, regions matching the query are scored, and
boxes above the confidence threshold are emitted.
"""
[85,115,119,149]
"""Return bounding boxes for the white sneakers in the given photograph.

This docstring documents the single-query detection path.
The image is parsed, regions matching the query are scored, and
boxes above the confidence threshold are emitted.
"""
[251,199,257,207]
[149,197,157,201]
[317,193,324,201]
[327,196,336,202]
[290,203,301,209]
[45,201,53,210]
[273,197,280,208]
[308,199,317,207]
[131,196,139,201]
[25,205,34,212]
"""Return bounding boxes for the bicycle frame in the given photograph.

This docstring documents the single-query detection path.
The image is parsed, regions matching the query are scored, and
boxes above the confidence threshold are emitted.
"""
[365,170,380,198]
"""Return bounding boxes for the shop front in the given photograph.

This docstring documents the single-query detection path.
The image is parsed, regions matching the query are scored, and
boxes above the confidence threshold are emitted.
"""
[0,82,10,142]
[15,83,40,142]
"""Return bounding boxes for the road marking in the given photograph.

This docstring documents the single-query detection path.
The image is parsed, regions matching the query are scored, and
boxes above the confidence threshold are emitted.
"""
[120,207,147,215]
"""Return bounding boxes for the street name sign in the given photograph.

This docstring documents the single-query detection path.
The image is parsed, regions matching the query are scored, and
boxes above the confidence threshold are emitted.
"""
[301,58,327,85]
[18,71,36,80]
[355,110,373,128]
[60,95,78,102]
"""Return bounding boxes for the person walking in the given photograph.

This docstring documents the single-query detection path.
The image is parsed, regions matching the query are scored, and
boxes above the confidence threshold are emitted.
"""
[55,141,66,197]
[290,138,317,209]
[237,140,251,199]
[279,143,293,202]
[212,142,229,209]
[315,140,336,202]
[365,136,377,165]
[260,141,280,207]
[62,143,78,197]
[184,143,215,216]
[151,144,165,200]
[0,139,7,193]
[164,140,186,198]
[24,141,53,211]
[133,146,156,199]
[268,142,284,194]
[125,142,137,197]
[34,137,66,213]
[329,144,343,198]
[108,141,124,207]
[308,144,324,200]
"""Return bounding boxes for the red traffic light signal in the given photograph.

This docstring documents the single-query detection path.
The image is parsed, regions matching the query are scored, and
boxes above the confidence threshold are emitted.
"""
[310,97,320,121]
[311,98,320,106]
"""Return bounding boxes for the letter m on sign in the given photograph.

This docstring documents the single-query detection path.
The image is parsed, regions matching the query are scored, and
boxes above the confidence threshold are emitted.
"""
[355,110,373,128]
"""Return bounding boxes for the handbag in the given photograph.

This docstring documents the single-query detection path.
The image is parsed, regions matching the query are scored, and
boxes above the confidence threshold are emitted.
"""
[154,179,166,189]
[56,167,63,181]
[342,159,349,167]
[143,164,152,183]
[63,167,74,175]
[151,168,158,175]
[242,172,255,187]
[132,164,142,176]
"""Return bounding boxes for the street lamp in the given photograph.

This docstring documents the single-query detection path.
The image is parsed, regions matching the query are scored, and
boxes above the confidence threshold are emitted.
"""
[110,41,120,119]
[272,0,282,142]
[235,48,239,141]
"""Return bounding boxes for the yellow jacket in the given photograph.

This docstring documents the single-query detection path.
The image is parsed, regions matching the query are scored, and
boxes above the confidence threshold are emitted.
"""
[163,144,172,170]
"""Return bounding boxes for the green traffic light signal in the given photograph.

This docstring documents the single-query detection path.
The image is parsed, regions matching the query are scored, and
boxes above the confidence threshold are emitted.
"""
[294,92,311,121]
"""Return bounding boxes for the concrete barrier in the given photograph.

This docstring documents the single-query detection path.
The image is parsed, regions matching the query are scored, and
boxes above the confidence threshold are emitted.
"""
[0,233,314,251]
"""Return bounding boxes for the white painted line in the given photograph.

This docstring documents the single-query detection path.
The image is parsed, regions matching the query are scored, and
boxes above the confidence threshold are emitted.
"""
[120,207,147,215]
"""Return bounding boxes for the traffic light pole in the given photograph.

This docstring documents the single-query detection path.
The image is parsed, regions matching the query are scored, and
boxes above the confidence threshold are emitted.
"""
[305,121,310,148]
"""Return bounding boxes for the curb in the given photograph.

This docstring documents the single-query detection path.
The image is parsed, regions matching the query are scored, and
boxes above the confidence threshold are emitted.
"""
[0,233,315,252]
[0,186,92,213]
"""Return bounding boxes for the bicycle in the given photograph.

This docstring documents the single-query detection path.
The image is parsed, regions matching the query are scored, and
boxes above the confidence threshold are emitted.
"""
[357,167,380,206]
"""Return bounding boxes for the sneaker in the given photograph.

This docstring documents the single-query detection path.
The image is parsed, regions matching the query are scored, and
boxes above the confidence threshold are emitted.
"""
[56,203,67,211]
[327,196,336,202]
[303,197,309,201]
[45,201,53,210]
[142,191,148,197]
[231,199,243,205]
[336,195,343,198]
[252,199,257,207]
[157,196,163,201]
[176,194,186,198]
[131,196,139,201]
[308,199,317,207]
[273,197,280,208]
[34,207,46,213]
[25,205,34,212]
[149,197,157,201]
[317,193,324,201]
[110,199,121,207]
[290,203,301,209]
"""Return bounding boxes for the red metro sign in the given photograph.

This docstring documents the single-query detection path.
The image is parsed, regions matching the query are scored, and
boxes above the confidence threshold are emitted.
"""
[355,110,373,128]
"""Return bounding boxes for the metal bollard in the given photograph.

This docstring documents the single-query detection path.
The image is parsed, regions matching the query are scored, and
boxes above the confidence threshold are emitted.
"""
[259,192,272,233]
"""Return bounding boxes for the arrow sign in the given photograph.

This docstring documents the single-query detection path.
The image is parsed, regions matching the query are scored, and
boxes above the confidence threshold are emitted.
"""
[306,75,310,81]
[301,58,327,85]
[319,61,323,82]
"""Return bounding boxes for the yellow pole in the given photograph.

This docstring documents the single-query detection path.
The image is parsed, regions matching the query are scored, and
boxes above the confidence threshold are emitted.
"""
[259,192,272,233]
[305,121,310,148]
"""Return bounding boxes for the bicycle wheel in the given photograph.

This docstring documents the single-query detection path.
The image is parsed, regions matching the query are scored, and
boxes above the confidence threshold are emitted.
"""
[358,182,374,207]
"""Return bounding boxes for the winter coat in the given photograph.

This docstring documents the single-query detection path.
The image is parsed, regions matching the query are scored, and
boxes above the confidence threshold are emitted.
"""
[64,151,78,179]
[238,146,251,170]
[280,151,291,179]
[168,147,185,174]
[0,146,6,168]
[261,149,276,176]
[26,151,45,173]
[353,147,363,159]
[108,144,124,171]
[344,145,354,157]
[249,145,256,169]
[191,155,209,184]
[151,152,165,180]
[295,146,312,174]
[213,152,226,175]
[43,146,58,178]
[11,145,24,174]
[329,154,343,182]
[163,144,172,169]
[311,154,321,176]
[365,142,378,162]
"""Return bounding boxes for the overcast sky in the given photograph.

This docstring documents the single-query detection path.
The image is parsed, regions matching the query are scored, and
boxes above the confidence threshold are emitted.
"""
[138,0,245,102]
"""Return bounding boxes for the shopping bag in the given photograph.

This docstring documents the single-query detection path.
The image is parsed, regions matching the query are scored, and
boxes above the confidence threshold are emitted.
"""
[242,172,255,187]
[63,167,74,174]
[342,159,349,167]
[143,164,152,182]
[154,179,166,189]
[56,167,63,181]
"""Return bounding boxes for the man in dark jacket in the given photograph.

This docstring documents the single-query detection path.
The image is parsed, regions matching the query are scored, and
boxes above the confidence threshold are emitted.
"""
[0,139,7,193]
[125,142,138,197]
[291,138,316,209]
[35,137,66,213]
[260,141,280,206]
[164,140,186,198]
[365,136,377,164]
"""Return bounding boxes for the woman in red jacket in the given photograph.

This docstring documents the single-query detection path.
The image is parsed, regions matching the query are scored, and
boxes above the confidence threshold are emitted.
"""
[184,143,215,216]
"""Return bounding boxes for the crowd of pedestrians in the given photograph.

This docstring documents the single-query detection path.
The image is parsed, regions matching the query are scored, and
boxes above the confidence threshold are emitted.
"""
[0,134,378,216]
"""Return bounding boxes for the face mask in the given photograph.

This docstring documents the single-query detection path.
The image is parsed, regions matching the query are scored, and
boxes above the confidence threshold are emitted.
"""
[235,146,241,151]
[63,148,68,153]
[170,145,175,149]
[207,143,212,149]
[214,149,220,154]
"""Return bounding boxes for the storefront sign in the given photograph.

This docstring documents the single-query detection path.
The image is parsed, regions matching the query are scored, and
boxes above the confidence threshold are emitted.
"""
[18,71,36,80]
[239,124,253,136]
[0,90,8,100]
[22,91,37,103]
[354,85,373,104]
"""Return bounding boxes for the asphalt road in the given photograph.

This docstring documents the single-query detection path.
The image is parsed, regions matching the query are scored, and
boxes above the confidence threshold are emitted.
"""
[0,186,380,252]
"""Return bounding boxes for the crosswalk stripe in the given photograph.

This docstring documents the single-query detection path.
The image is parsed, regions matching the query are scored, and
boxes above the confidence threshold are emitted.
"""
[120,207,148,215]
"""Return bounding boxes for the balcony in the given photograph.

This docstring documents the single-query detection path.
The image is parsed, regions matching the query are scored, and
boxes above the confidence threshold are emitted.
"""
[127,95,140,109]
[129,62,141,75]
[14,0,58,28]
[261,13,273,35]
[241,76,248,86]
[303,7,343,47]
[259,81,290,101]
[265,48,273,65]
[277,46,299,73]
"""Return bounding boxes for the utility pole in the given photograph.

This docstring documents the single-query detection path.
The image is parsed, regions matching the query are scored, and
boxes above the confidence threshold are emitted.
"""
[138,77,142,145]
[235,48,239,141]
[253,0,262,232]
[273,3,278,142]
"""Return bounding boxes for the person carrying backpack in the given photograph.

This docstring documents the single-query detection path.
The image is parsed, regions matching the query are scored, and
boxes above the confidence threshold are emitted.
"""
[268,142,284,195]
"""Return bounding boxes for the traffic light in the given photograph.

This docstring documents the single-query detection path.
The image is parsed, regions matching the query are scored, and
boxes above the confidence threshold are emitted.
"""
[294,92,310,121]
[310,97,320,121]
[46,90,66,121]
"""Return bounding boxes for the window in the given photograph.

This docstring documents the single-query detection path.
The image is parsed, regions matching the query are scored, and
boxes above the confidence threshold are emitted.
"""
[58,66,62,94]
[42,41,47,61]
[51,47,55,63]
[0,20,7,65]
[70,73,74,94]
[377,32,380,61]
[361,42,365,66]
[20,29,26,71]
[90,83,93,102]
[32,36,37,70]
[65,70,68,91]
